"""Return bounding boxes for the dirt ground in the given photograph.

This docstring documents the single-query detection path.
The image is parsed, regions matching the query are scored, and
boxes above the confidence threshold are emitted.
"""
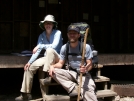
[0,92,42,101]
[0,68,42,101]
[115,97,134,101]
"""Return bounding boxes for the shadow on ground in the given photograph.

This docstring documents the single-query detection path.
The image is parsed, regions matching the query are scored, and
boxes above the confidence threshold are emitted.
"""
[0,68,42,101]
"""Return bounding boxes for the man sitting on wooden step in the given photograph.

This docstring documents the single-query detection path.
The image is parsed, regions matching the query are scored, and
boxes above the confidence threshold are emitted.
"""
[48,24,98,101]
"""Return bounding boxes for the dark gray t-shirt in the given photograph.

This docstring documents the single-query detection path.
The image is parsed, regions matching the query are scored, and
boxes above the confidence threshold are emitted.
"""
[60,42,93,69]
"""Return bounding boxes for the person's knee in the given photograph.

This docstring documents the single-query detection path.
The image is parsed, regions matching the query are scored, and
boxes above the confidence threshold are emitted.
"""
[46,48,55,53]
[54,68,58,73]
[28,64,34,70]
[54,68,61,74]
[28,64,39,72]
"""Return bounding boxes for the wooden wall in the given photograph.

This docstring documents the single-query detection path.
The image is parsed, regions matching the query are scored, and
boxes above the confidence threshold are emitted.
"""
[0,0,134,53]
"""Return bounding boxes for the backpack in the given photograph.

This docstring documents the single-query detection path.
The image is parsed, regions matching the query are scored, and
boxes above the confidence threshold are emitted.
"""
[65,22,98,70]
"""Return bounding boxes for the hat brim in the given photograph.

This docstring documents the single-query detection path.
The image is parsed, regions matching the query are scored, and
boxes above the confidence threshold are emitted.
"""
[39,20,58,30]
[68,28,80,33]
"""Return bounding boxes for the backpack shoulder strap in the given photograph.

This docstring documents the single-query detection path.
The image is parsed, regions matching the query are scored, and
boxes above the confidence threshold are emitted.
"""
[65,41,70,63]
[64,41,70,69]
[80,41,83,55]
[65,41,84,63]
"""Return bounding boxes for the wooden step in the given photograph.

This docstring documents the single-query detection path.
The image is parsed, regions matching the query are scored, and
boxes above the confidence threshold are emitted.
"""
[29,98,43,101]
[70,90,117,100]
[40,76,110,86]
[94,76,110,82]
[43,90,117,101]
[43,95,70,101]
[93,64,103,68]
[96,90,117,98]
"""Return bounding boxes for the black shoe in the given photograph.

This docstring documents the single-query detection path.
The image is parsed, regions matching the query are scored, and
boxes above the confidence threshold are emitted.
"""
[15,93,32,101]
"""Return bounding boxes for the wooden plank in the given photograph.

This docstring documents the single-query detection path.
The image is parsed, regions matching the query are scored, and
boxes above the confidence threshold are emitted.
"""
[1,54,134,68]
[111,84,134,97]
[40,75,110,86]
[44,95,70,101]
[29,98,43,101]
[98,64,103,68]
[96,90,117,98]
[98,54,134,66]
[93,64,103,68]
[94,76,110,82]
[0,55,29,68]
[43,90,117,101]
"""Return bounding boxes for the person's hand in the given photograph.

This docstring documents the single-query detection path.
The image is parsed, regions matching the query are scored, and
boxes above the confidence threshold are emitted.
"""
[49,65,55,77]
[80,65,87,74]
[24,63,31,71]
[33,46,38,54]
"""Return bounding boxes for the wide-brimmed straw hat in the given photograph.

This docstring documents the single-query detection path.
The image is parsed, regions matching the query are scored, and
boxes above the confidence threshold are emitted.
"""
[39,15,58,30]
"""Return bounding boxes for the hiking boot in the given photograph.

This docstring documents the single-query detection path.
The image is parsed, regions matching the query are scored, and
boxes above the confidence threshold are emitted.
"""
[40,77,52,85]
[15,93,32,101]
[69,85,79,97]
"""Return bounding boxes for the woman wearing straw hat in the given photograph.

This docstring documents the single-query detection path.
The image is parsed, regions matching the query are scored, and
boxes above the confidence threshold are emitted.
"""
[15,15,63,101]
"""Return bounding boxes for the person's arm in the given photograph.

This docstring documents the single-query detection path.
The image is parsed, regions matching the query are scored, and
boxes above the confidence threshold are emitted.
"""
[52,59,65,68]
[24,48,42,70]
[85,59,92,72]
[24,33,44,70]
[28,33,44,64]
[49,59,65,77]
[38,30,62,49]
[36,33,44,49]
[33,46,39,54]
[28,48,42,64]
[80,44,93,74]
[80,59,92,74]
